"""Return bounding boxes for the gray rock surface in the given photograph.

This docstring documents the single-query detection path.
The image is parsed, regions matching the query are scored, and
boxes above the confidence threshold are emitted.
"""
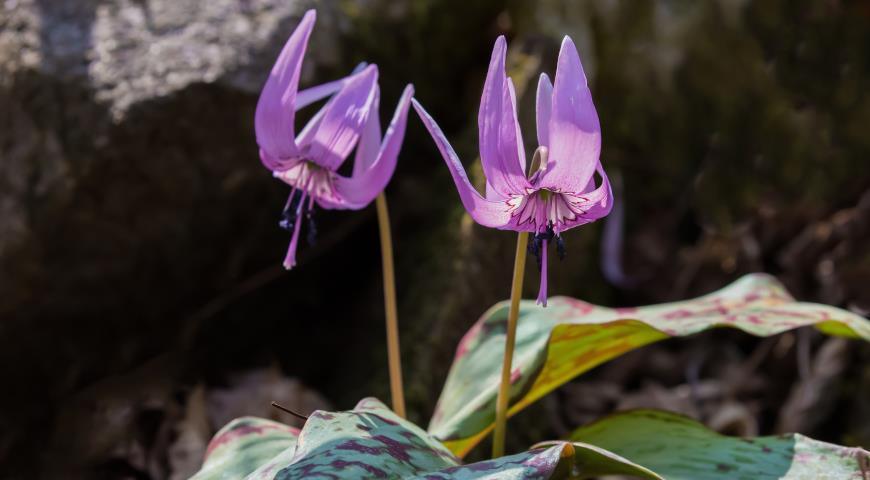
[0,0,339,256]
[0,0,347,473]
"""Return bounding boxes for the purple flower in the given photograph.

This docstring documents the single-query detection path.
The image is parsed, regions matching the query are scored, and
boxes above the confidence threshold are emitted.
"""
[255,10,414,269]
[412,36,612,306]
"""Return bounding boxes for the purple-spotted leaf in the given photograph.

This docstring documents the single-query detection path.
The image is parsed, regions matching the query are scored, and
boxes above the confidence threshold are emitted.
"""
[415,441,661,480]
[568,409,870,479]
[430,274,870,457]
[244,397,460,478]
[190,417,299,480]
[191,398,663,479]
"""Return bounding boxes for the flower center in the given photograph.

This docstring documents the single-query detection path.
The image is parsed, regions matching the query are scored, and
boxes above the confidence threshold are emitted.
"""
[506,145,590,233]
[275,161,334,247]
[527,224,567,269]
[507,189,589,233]
[275,161,342,205]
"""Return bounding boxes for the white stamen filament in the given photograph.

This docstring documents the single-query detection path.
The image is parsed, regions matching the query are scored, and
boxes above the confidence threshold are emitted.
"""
[274,161,341,205]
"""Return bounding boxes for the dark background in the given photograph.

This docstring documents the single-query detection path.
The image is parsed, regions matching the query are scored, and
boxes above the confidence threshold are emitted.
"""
[1,0,869,478]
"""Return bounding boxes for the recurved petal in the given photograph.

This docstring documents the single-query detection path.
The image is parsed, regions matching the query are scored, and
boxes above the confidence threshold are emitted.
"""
[330,85,413,210]
[306,65,379,171]
[485,180,508,201]
[294,62,368,111]
[478,36,531,198]
[295,97,331,149]
[351,86,382,178]
[267,95,332,172]
[503,78,527,177]
[536,73,553,148]
[254,9,315,161]
[555,163,612,233]
[583,164,614,218]
[538,36,601,194]
[413,98,514,228]
[259,148,302,172]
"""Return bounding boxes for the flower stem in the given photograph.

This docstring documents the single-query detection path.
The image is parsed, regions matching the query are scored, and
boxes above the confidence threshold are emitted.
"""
[492,231,529,458]
[375,192,406,418]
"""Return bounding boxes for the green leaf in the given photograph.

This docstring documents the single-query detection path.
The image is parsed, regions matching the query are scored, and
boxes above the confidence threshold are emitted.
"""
[191,398,663,479]
[190,417,299,480]
[569,409,870,479]
[429,274,870,456]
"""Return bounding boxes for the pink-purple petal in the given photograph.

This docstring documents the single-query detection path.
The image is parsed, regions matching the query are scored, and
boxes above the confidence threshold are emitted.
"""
[306,65,379,171]
[503,78,527,176]
[260,148,302,172]
[478,36,531,198]
[412,98,514,229]
[485,180,508,201]
[581,164,613,217]
[536,73,553,148]
[332,85,414,209]
[538,36,601,194]
[266,98,332,172]
[295,98,331,148]
[554,163,612,233]
[254,9,315,161]
[352,86,382,178]
[294,62,368,111]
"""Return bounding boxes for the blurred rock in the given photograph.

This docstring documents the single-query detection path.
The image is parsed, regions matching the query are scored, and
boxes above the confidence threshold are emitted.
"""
[206,364,330,430]
[169,366,330,479]
[0,0,345,473]
[87,0,342,117]
[168,385,209,480]
[48,357,327,478]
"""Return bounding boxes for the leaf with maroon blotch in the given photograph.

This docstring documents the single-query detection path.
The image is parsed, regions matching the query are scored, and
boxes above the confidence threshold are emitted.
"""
[191,398,662,479]
[190,417,299,480]
[430,274,870,457]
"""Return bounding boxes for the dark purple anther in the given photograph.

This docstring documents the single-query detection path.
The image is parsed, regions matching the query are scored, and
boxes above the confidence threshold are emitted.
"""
[555,235,566,260]
[527,236,541,258]
[534,241,543,271]
[530,225,558,272]
[535,224,555,242]
[306,210,317,246]
[279,190,305,231]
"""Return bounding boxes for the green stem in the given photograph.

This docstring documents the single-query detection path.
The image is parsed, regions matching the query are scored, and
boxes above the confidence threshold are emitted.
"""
[492,231,529,458]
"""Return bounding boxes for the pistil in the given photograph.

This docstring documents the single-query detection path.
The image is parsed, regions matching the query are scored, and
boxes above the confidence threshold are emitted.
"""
[279,189,305,231]
[537,238,549,306]
[529,224,562,271]
[527,224,564,306]
[281,174,316,269]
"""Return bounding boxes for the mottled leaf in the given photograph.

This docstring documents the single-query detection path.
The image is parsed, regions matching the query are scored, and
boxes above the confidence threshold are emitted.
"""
[569,409,870,480]
[410,441,662,479]
[192,398,663,479]
[430,274,870,456]
[247,397,460,478]
[190,417,299,480]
